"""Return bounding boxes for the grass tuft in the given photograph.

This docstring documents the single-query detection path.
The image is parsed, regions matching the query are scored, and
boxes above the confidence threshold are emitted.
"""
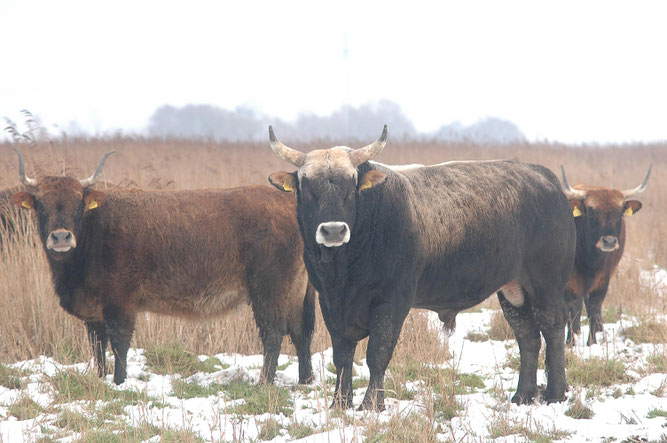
[566,353,632,387]
[564,396,595,419]
[622,322,667,344]
[363,413,437,443]
[487,311,514,341]
[143,343,225,377]
[257,418,282,441]
[8,395,44,420]
[171,378,224,399]
[0,361,25,389]
[223,380,293,415]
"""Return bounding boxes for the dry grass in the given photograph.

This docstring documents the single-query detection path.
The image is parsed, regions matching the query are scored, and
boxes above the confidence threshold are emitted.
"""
[0,137,665,372]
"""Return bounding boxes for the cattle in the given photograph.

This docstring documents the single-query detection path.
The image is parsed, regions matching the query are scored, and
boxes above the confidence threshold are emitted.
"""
[266,126,576,410]
[561,165,651,346]
[10,149,315,385]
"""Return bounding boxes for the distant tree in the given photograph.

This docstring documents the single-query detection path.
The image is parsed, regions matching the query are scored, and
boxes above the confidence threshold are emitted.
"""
[433,117,525,143]
[148,104,269,142]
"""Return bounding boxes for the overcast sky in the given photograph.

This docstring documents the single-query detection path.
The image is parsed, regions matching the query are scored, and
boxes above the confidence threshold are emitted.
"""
[1,1,666,143]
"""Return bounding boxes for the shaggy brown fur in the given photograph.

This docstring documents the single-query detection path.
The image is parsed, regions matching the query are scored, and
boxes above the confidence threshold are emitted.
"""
[12,175,314,385]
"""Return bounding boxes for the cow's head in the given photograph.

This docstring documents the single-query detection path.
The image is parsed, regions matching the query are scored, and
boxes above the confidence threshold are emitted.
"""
[268,126,388,258]
[11,149,114,261]
[561,165,651,253]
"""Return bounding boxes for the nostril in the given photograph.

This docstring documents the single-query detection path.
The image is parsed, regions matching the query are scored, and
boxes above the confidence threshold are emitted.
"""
[321,226,330,236]
[50,232,59,242]
[602,236,617,246]
[339,224,347,235]
[65,232,72,241]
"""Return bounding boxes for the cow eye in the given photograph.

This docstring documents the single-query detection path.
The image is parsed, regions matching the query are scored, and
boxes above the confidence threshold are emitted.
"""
[344,190,355,201]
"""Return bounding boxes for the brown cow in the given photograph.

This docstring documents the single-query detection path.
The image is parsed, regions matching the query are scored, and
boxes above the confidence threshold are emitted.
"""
[561,165,651,346]
[10,149,314,385]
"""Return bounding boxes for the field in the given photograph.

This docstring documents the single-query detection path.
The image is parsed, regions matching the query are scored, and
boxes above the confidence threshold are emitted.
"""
[0,137,665,442]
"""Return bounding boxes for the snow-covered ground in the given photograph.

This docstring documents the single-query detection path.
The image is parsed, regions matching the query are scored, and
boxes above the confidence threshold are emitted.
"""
[1,306,666,442]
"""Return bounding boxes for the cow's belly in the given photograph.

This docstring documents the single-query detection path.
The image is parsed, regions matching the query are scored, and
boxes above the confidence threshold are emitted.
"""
[138,279,250,319]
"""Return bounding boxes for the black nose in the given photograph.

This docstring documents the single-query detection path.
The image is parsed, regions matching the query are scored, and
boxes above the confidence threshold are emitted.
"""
[602,236,617,248]
[51,231,72,244]
[321,224,347,236]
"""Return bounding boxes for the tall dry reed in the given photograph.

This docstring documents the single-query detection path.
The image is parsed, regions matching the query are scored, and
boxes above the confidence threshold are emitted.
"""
[0,137,664,365]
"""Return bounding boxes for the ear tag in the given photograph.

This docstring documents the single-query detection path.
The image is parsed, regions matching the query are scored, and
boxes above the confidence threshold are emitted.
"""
[282,180,294,192]
[88,200,98,210]
[359,175,374,190]
[624,207,633,216]
[572,206,582,217]
[21,200,31,209]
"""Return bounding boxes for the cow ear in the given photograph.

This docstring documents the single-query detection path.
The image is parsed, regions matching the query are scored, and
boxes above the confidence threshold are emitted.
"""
[359,170,387,191]
[623,200,642,216]
[269,171,297,193]
[84,190,106,211]
[570,200,584,218]
[11,191,35,210]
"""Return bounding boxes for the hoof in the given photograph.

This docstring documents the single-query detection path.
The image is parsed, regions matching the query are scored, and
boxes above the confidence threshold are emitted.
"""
[511,390,536,405]
[298,375,314,385]
[358,400,385,412]
[543,387,567,404]
[329,395,353,410]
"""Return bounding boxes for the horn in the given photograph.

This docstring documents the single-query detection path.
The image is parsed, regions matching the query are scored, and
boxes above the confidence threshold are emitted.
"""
[269,126,306,167]
[622,164,652,199]
[560,165,587,200]
[349,125,388,166]
[79,151,115,187]
[14,148,38,187]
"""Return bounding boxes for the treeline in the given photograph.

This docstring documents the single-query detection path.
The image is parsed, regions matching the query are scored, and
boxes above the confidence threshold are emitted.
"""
[148,100,525,143]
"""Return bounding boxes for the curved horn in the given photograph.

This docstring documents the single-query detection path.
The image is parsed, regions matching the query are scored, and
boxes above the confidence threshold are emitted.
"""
[560,165,587,200]
[349,125,388,166]
[268,126,306,167]
[622,163,652,199]
[14,148,38,187]
[79,151,115,187]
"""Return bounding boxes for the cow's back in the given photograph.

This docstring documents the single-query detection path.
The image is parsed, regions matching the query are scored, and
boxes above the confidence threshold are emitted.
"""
[374,160,574,309]
[70,185,304,320]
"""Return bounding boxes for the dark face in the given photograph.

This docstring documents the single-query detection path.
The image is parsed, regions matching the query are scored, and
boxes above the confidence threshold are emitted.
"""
[583,206,624,252]
[298,173,358,249]
[571,190,642,253]
[12,177,104,262]
[269,149,387,261]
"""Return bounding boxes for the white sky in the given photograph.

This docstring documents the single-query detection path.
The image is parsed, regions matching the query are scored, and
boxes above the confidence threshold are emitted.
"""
[1,0,666,143]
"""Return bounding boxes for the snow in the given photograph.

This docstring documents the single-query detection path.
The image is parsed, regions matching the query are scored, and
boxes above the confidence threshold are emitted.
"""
[2,269,666,442]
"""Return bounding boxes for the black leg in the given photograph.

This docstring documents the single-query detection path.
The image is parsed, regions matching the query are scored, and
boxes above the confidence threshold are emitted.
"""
[289,284,315,384]
[85,321,108,378]
[359,299,411,411]
[584,283,609,346]
[259,328,283,384]
[330,333,357,409]
[498,291,541,405]
[103,306,135,385]
[536,308,568,403]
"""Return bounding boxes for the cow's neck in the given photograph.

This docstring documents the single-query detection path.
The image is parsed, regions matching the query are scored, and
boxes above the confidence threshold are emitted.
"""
[45,249,86,312]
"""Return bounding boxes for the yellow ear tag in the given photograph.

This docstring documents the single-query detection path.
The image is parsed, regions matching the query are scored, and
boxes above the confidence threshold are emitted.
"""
[21,200,31,209]
[359,176,374,190]
[572,206,582,217]
[282,180,294,192]
[88,200,98,210]
[624,207,633,216]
